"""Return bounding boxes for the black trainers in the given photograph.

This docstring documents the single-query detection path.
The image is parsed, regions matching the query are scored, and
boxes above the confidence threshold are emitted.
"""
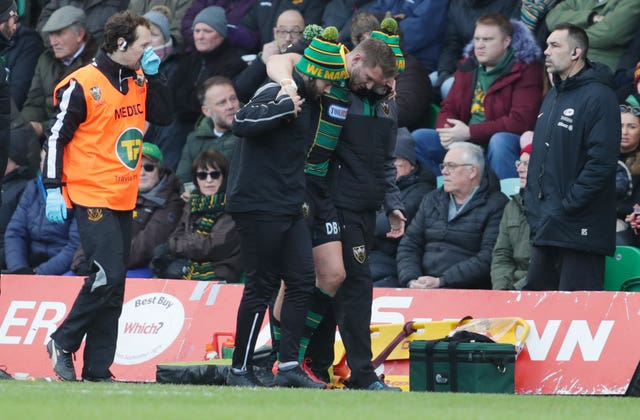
[275,365,327,389]
[46,339,76,381]
[365,380,402,392]
[226,369,262,387]
[301,358,330,388]
[253,366,276,387]
[82,376,115,383]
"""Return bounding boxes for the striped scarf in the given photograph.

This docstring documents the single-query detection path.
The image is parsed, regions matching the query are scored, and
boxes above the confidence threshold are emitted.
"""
[521,0,558,31]
[183,190,226,281]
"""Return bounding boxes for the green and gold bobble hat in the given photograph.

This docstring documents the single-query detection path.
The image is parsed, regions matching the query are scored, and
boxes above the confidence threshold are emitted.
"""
[369,17,405,72]
[295,26,348,83]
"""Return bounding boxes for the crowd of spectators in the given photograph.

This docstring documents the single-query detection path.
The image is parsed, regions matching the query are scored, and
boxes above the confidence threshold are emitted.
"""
[1,0,639,292]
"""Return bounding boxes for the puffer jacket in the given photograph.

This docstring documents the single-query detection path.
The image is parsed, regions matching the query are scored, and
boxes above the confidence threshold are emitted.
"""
[328,92,403,214]
[396,170,507,289]
[437,20,543,144]
[524,62,620,256]
[4,177,80,275]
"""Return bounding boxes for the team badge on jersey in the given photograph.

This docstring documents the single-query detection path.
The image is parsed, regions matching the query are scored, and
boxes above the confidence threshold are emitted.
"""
[90,86,101,101]
[87,208,103,222]
[381,102,390,116]
[352,245,366,264]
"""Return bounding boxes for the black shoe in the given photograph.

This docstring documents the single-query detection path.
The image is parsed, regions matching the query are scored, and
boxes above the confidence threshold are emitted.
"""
[46,339,76,381]
[365,380,402,392]
[82,376,115,383]
[275,365,327,389]
[226,369,262,387]
[253,366,276,387]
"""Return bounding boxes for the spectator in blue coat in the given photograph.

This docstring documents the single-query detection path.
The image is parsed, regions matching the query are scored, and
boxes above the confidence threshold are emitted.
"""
[4,171,80,275]
[369,0,448,72]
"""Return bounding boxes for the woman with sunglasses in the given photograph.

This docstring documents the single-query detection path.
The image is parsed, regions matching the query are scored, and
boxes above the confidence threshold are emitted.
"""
[617,103,640,246]
[152,149,242,282]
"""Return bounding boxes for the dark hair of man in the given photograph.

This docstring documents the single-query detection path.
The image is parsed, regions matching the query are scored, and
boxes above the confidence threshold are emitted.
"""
[352,37,397,79]
[191,149,229,185]
[198,76,234,104]
[476,13,513,38]
[102,11,150,54]
[553,22,589,59]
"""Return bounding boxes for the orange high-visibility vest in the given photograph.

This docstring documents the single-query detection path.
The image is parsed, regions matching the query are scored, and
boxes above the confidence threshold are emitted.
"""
[54,64,147,210]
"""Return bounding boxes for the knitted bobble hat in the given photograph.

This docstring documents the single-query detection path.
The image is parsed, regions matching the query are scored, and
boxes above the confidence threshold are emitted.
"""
[295,26,348,82]
[369,17,405,72]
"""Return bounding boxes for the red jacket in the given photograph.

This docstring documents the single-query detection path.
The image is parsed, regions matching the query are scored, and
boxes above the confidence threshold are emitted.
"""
[437,56,543,145]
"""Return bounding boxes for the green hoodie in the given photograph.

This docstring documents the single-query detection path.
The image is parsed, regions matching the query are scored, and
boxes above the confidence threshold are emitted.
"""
[469,48,515,125]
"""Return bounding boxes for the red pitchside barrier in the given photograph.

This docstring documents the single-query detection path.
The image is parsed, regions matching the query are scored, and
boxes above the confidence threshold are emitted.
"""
[0,274,638,394]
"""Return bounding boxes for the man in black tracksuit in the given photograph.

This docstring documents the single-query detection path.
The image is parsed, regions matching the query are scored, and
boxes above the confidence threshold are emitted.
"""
[524,24,619,291]
[225,32,348,388]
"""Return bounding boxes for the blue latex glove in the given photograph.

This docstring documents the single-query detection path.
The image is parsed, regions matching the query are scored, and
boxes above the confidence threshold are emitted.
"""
[141,46,161,75]
[45,188,67,224]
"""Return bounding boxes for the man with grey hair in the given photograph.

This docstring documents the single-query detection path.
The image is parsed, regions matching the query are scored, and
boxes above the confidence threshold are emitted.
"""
[396,142,508,289]
[22,5,98,140]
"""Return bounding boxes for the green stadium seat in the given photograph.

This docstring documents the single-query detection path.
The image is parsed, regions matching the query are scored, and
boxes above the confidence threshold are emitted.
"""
[604,246,640,291]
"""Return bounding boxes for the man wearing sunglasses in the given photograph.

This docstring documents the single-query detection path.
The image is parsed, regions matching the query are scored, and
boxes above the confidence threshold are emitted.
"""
[524,23,619,291]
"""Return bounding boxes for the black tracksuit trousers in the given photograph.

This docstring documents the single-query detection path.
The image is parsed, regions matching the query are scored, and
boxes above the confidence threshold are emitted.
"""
[51,206,131,379]
[231,213,316,369]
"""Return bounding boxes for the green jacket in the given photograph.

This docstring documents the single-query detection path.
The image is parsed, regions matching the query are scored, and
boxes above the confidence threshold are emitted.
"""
[176,115,239,184]
[545,0,640,71]
[490,193,530,290]
[21,37,98,128]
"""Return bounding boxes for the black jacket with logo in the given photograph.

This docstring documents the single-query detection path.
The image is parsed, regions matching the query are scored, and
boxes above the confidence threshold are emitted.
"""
[328,93,403,214]
[524,62,620,256]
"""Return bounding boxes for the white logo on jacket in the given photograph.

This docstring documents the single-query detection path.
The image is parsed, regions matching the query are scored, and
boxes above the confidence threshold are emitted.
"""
[328,104,348,120]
